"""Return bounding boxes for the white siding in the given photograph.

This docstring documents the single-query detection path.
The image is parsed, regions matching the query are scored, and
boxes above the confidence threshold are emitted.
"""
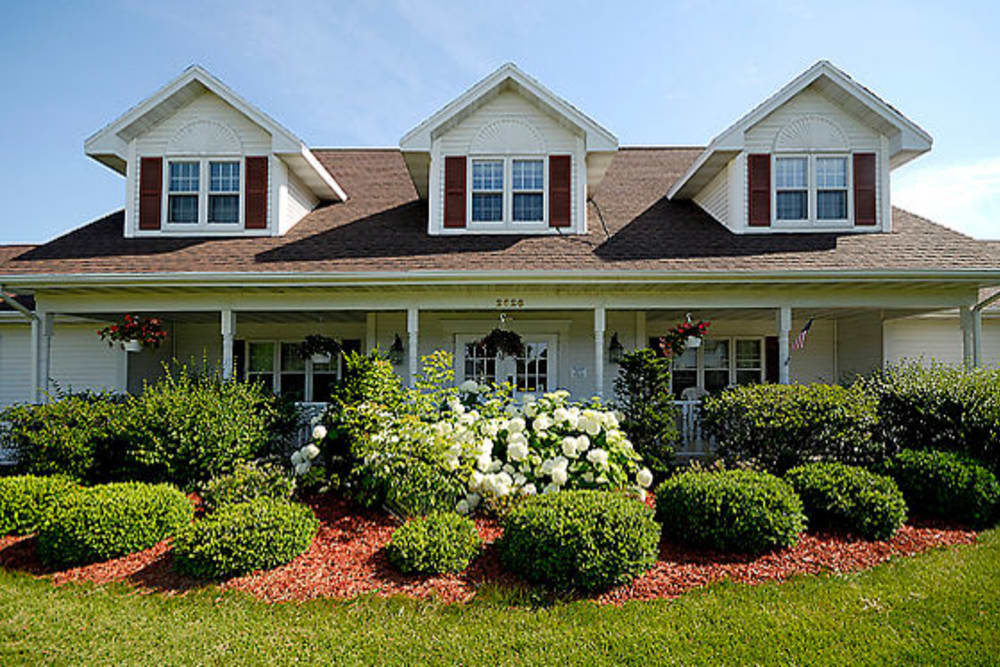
[740,88,886,232]
[275,159,320,235]
[883,317,965,367]
[430,89,585,234]
[0,324,32,405]
[129,91,273,236]
[837,313,884,379]
[692,159,729,227]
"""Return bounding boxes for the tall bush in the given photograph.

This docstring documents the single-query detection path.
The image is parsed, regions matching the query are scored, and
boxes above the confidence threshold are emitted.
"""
[702,383,881,474]
[613,349,679,481]
[862,363,1000,474]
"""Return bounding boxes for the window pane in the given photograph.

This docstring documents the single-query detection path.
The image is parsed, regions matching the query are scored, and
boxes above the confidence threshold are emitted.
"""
[775,158,807,188]
[672,370,697,399]
[513,193,543,221]
[512,160,543,190]
[776,191,807,220]
[674,347,697,370]
[464,343,496,384]
[169,162,199,192]
[705,370,729,394]
[736,370,762,386]
[248,343,274,372]
[208,195,239,223]
[736,339,762,369]
[516,343,548,393]
[703,339,729,369]
[816,157,847,188]
[280,374,305,402]
[168,195,198,223]
[210,162,240,191]
[472,160,503,190]
[312,373,337,402]
[817,190,847,220]
[472,193,503,221]
[281,343,306,371]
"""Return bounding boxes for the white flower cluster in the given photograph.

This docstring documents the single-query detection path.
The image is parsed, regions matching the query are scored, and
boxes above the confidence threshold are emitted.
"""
[290,424,327,477]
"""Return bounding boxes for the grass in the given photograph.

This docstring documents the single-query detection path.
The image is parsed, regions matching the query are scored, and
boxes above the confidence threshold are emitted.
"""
[1,529,998,665]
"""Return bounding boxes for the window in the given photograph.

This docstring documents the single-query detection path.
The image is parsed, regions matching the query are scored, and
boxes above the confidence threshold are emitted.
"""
[775,157,808,220]
[168,161,200,223]
[816,157,847,220]
[655,337,765,398]
[208,161,240,223]
[516,342,549,393]
[245,339,359,402]
[457,334,556,396]
[247,342,275,388]
[280,342,306,402]
[512,159,544,222]
[463,342,497,385]
[165,157,243,227]
[471,160,504,222]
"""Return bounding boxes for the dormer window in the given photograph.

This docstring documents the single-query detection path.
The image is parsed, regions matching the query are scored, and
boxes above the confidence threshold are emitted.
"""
[512,159,544,222]
[468,156,547,227]
[816,157,848,220]
[165,158,242,227]
[773,154,851,224]
[471,160,504,222]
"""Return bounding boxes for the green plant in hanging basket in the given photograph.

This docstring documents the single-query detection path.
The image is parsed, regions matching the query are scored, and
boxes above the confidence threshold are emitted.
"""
[478,328,525,358]
[297,335,342,362]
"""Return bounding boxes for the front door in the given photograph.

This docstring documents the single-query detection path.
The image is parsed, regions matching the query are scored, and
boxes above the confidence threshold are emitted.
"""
[456,334,557,397]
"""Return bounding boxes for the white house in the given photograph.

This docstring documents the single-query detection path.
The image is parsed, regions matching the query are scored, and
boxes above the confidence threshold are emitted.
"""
[2,61,999,448]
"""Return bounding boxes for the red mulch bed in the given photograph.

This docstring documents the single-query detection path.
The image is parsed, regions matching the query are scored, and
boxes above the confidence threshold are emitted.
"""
[0,495,977,605]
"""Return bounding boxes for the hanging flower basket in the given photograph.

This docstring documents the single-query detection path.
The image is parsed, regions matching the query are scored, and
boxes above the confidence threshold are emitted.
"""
[657,318,710,358]
[98,314,167,351]
[297,335,341,364]
[478,328,525,359]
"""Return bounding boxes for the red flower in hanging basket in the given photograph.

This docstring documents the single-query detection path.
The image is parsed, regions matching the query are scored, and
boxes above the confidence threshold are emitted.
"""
[657,319,711,358]
[98,314,168,350]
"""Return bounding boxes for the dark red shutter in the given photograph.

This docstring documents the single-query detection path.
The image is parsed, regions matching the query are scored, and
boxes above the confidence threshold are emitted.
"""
[138,157,162,230]
[765,336,779,383]
[549,155,571,228]
[443,156,466,228]
[748,153,771,227]
[853,153,877,226]
[245,156,268,230]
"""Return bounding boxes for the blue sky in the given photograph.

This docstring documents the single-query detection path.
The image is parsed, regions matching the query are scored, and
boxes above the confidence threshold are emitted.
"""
[1,0,997,244]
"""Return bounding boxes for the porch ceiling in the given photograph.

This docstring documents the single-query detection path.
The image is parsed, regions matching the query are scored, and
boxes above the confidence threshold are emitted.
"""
[76,310,368,324]
[644,306,957,324]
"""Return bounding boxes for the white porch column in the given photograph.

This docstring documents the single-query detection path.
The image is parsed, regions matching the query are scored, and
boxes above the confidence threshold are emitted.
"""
[365,312,377,353]
[776,306,791,384]
[407,307,419,387]
[594,306,606,398]
[973,308,984,368]
[32,311,54,403]
[960,306,974,368]
[221,309,236,381]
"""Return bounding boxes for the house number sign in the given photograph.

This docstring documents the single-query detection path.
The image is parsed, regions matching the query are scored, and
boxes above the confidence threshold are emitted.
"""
[495,298,525,308]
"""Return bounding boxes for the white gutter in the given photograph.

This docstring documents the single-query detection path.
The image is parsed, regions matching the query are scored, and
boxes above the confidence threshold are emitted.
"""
[0,286,36,321]
[2,268,1000,290]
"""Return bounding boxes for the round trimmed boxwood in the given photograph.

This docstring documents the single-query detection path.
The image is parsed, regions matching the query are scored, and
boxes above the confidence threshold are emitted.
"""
[0,475,77,536]
[200,462,294,512]
[655,470,806,554]
[386,512,481,575]
[884,449,1000,528]
[785,462,907,540]
[500,490,660,592]
[172,498,318,579]
[37,482,193,567]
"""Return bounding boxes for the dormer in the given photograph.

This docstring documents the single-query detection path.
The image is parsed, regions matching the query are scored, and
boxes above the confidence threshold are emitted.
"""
[669,61,933,234]
[85,66,346,238]
[400,64,618,235]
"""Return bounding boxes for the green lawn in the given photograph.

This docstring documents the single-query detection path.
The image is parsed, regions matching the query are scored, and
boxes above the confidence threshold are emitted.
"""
[1,529,998,666]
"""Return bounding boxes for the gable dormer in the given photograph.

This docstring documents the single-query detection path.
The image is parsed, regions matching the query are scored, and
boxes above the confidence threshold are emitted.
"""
[400,64,618,235]
[669,61,932,234]
[85,66,345,238]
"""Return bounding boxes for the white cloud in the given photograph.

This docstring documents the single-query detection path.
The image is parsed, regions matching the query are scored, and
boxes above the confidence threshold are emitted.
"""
[893,157,1000,239]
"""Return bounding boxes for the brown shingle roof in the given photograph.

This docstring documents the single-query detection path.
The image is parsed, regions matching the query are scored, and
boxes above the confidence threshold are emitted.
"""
[0,148,997,278]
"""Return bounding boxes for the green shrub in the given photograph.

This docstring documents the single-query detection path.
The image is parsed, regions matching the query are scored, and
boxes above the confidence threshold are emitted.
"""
[201,462,294,512]
[0,475,77,535]
[882,449,1000,528]
[37,482,193,567]
[702,383,881,474]
[386,512,481,574]
[655,470,806,554]
[0,393,124,480]
[862,363,1000,475]
[500,490,660,591]
[109,364,284,488]
[785,462,907,540]
[172,498,318,579]
[613,349,679,482]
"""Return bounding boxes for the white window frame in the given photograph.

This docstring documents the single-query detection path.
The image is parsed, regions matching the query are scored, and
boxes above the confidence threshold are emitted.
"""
[245,339,347,402]
[771,153,853,228]
[163,156,244,230]
[466,155,548,230]
[670,336,766,395]
[455,333,558,396]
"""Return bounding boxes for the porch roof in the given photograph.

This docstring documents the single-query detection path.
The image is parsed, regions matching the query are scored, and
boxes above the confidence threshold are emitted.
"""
[1,148,998,288]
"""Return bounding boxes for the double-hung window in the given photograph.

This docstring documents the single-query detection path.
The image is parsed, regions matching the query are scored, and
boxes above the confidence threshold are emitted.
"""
[512,159,544,222]
[165,158,242,227]
[246,339,359,402]
[816,157,848,220]
[773,155,851,224]
[775,157,808,221]
[655,337,765,399]
[471,160,504,222]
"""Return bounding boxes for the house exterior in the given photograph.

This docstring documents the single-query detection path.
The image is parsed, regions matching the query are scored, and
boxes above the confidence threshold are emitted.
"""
[2,61,999,448]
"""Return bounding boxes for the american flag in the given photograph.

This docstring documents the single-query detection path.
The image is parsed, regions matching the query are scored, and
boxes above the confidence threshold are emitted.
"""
[792,318,814,351]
